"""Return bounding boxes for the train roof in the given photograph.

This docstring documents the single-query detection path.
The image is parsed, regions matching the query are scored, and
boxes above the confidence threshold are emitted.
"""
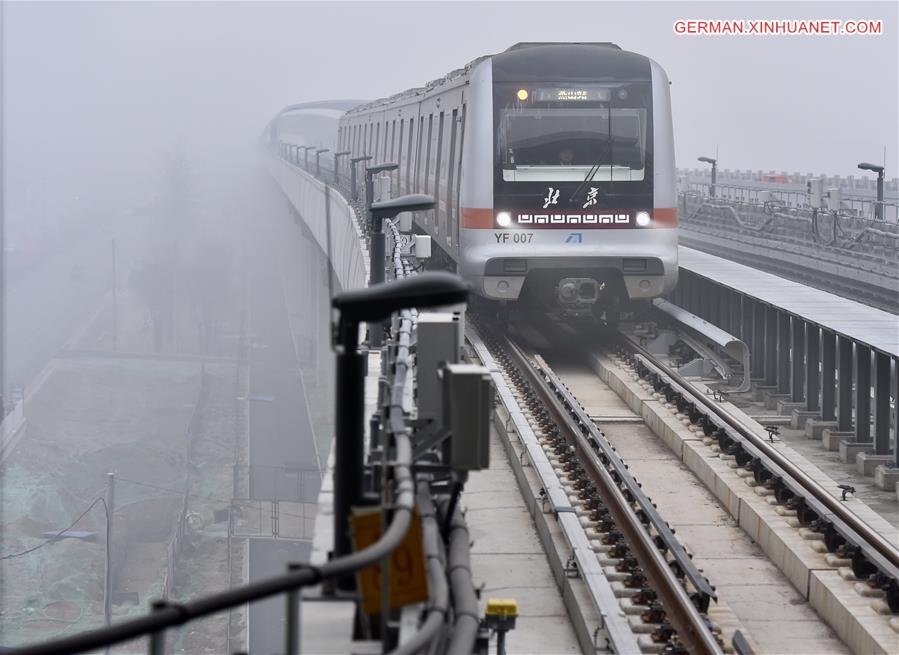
[344,42,650,117]
[504,42,621,51]
[492,42,651,82]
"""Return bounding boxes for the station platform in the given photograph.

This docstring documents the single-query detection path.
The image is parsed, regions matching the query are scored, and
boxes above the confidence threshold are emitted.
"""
[679,246,898,357]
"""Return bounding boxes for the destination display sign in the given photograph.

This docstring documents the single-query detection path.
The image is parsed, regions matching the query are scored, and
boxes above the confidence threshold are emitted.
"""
[534,87,612,102]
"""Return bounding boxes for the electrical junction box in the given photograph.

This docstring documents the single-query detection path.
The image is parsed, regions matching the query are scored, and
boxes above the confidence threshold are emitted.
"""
[758,190,773,204]
[416,313,461,420]
[397,212,413,232]
[827,188,842,212]
[807,178,824,209]
[413,234,432,259]
[441,363,492,471]
[375,175,392,203]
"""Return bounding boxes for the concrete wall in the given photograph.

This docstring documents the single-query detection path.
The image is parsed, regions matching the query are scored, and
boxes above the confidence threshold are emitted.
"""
[265,155,366,293]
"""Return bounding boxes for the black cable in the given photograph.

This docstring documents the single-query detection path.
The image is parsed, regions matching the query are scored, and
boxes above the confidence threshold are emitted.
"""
[1,497,107,560]
[441,479,462,541]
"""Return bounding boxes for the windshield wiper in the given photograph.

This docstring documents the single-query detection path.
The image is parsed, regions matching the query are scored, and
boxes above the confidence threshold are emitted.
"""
[567,134,640,203]
[567,163,600,203]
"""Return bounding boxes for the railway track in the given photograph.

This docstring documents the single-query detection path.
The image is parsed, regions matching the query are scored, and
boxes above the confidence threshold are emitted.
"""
[469,319,739,655]
[469,308,899,654]
[616,328,899,599]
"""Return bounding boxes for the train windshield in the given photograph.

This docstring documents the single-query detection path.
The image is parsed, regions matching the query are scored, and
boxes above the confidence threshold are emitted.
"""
[495,83,650,183]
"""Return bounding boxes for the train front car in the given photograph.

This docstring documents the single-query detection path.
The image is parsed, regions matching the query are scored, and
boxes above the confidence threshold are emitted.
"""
[460,43,677,319]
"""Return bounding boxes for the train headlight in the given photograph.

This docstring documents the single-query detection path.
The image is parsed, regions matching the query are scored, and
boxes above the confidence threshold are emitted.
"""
[496,211,512,227]
[635,211,652,227]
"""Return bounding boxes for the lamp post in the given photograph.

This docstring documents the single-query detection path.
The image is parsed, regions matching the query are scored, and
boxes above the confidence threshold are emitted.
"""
[350,155,372,202]
[698,156,717,198]
[333,151,351,187]
[315,148,329,177]
[368,192,433,346]
[857,162,885,221]
[330,270,469,590]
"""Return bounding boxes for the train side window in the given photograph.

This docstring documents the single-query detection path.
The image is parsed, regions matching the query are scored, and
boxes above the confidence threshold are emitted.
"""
[396,119,405,194]
[453,103,466,248]
[422,114,433,196]
[406,118,415,192]
[434,112,448,235]
[388,120,394,162]
[374,122,380,162]
[445,108,459,245]
[414,116,424,192]
[433,111,445,235]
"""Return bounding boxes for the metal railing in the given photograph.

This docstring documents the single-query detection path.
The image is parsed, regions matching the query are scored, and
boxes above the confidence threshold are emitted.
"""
[684,180,899,223]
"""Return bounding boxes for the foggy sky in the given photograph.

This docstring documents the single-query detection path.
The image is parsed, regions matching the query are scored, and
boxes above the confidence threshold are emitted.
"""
[3,0,897,194]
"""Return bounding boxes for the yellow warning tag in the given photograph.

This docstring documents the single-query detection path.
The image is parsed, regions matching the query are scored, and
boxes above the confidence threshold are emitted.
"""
[351,506,428,614]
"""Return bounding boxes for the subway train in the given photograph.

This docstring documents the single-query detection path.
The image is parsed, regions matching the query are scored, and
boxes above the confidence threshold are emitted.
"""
[303,43,679,318]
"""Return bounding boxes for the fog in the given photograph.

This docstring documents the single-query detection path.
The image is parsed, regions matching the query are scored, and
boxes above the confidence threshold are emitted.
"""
[0,0,896,651]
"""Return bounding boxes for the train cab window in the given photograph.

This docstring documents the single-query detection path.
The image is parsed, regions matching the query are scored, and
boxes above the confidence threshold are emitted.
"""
[495,82,651,184]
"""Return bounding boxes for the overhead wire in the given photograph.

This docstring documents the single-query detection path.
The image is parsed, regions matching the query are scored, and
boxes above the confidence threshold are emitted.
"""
[1,497,108,561]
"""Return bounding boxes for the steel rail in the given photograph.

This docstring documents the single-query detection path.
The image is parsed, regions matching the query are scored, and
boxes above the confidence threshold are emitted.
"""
[466,325,642,654]
[621,333,899,582]
[531,349,717,605]
[499,333,725,655]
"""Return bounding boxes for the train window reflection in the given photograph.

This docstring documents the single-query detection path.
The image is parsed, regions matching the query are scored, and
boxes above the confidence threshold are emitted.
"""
[498,107,646,182]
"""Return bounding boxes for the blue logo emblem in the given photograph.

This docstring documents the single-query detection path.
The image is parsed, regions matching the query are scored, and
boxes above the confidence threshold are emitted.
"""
[565,233,583,244]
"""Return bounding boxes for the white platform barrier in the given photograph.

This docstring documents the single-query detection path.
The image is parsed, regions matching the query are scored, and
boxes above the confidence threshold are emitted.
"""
[0,401,26,458]
[266,156,367,292]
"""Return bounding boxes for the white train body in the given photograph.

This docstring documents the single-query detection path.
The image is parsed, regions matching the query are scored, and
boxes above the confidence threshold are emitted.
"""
[337,43,678,311]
